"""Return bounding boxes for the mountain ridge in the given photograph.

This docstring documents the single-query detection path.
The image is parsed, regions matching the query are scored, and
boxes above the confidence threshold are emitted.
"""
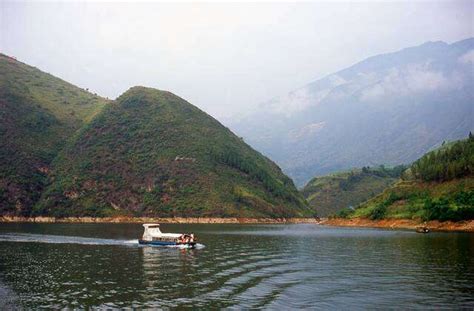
[0,53,109,215]
[34,86,310,218]
[228,38,474,186]
[0,55,309,218]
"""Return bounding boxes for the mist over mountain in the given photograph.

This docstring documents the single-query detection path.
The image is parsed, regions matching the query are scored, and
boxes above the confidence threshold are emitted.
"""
[228,38,474,186]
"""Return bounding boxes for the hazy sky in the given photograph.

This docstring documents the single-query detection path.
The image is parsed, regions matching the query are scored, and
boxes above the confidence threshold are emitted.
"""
[1,1,473,119]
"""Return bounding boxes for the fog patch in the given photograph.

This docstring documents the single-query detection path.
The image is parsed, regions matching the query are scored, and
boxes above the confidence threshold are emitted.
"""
[327,74,347,87]
[289,121,326,141]
[458,49,474,64]
[264,74,347,116]
[359,63,466,102]
[265,88,319,117]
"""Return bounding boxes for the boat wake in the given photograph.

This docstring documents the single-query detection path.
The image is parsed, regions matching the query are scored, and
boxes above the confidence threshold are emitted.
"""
[0,233,137,246]
[161,243,205,249]
[0,234,205,249]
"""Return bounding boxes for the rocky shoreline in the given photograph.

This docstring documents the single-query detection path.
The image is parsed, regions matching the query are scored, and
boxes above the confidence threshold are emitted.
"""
[0,216,320,224]
[320,218,474,232]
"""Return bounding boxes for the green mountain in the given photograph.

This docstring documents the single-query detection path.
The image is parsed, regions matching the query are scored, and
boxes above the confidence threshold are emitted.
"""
[302,166,405,217]
[340,136,474,221]
[0,54,108,215]
[35,87,310,218]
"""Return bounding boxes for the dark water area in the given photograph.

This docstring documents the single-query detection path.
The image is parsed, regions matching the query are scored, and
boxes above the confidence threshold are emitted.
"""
[0,223,473,309]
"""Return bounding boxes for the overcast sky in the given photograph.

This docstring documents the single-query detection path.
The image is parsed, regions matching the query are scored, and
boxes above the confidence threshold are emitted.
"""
[1,1,473,118]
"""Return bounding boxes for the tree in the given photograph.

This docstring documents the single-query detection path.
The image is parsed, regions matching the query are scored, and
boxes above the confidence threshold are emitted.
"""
[411,134,473,182]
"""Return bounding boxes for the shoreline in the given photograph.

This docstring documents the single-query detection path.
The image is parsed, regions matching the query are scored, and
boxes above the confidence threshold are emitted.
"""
[320,218,474,232]
[0,216,319,224]
[1,216,472,232]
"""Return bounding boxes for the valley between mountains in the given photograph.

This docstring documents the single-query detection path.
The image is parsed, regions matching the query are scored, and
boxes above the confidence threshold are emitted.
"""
[1,39,473,226]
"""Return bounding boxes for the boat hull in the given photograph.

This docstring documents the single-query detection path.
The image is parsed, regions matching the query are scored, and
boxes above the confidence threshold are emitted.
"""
[138,239,196,248]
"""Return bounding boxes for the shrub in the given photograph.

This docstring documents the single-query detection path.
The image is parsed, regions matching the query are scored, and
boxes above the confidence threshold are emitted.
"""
[335,207,354,219]
[423,196,474,221]
[385,192,402,205]
[454,206,474,220]
[369,204,387,220]
[423,198,451,221]
[453,191,474,207]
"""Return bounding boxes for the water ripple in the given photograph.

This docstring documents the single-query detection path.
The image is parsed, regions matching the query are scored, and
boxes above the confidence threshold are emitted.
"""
[0,224,473,309]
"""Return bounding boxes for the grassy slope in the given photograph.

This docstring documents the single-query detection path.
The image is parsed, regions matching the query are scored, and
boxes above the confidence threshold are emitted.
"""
[302,168,397,217]
[0,54,108,215]
[37,87,310,218]
[346,138,474,221]
[350,177,473,220]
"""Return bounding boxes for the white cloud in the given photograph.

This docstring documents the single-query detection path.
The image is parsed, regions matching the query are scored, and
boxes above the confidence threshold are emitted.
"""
[289,122,326,141]
[328,74,347,87]
[1,1,472,118]
[458,49,474,64]
[263,74,348,116]
[359,63,466,102]
[266,87,314,116]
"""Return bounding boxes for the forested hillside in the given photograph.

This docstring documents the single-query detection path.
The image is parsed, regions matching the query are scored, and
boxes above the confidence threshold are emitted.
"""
[1,55,310,218]
[302,166,405,217]
[35,87,310,218]
[338,136,474,221]
[0,54,108,215]
[411,134,474,182]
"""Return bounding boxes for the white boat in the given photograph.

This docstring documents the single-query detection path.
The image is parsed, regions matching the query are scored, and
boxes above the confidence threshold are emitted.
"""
[138,224,197,247]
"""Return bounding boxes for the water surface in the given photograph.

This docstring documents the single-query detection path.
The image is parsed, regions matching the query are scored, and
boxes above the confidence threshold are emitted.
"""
[0,223,473,309]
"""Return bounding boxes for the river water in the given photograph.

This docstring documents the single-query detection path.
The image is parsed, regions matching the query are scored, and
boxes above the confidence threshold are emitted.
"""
[0,223,473,309]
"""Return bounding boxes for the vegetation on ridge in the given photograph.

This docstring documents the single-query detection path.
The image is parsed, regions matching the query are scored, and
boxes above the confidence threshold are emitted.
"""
[302,165,406,217]
[0,54,108,215]
[36,87,310,218]
[411,133,474,182]
[335,135,474,221]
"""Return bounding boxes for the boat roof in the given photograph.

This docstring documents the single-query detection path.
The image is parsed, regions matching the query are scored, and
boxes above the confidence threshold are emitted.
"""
[143,223,160,228]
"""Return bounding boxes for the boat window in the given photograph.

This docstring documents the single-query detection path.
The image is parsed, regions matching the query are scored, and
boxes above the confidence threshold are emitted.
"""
[147,227,162,235]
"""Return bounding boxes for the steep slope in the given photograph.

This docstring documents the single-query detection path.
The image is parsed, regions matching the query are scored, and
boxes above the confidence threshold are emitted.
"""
[342,136,474,221]
[36,87,309,218]
[229,38,474,186]
[0,54,108,215]
[302,166,404,217]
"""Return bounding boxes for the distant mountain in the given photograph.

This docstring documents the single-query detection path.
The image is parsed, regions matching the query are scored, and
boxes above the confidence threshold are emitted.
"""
[0,54,108,215]
[302,165,405,217]
[343,136,474,221]
[229,38,474,186]
[35,87,310,218]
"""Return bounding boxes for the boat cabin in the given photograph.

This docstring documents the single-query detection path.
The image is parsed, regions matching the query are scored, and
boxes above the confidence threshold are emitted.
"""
[142,224,163,241]
[140,223,197,246]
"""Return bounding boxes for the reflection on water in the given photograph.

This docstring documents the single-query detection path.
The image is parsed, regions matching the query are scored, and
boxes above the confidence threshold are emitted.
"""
[0,223,473,309]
